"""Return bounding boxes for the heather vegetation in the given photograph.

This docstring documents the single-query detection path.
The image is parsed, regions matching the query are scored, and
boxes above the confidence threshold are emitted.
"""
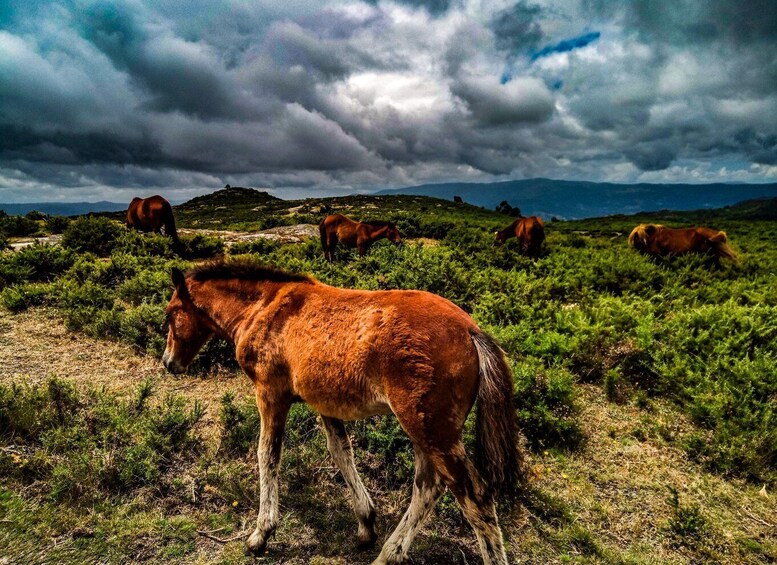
[0,190,775,563]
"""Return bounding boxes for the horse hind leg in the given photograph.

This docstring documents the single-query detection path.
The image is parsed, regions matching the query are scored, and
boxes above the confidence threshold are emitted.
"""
[321,416,377,548]
[429,444,508,565]
[372,446,445,565]
[326,234,338,262]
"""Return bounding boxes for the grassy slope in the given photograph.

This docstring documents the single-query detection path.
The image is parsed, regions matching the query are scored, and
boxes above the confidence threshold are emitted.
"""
[1,190,776,563]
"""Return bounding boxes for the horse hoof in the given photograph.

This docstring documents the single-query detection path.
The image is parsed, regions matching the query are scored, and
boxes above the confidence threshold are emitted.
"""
[245,531,267,557]
[356,529,378,550]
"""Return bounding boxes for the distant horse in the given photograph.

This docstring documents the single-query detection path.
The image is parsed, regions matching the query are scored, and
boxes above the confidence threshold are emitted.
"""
[319,214,401,262]
[163,259,522,565]
[495,216,545,257]
[127,195,181,252]
[628,224,736,261]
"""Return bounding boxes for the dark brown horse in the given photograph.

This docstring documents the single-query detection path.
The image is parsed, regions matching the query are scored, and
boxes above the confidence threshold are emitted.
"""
[495,216,545,256]
[628,224,736,261]
[127,195,181,251]
[319,214,401,262]
[163,259,522,564]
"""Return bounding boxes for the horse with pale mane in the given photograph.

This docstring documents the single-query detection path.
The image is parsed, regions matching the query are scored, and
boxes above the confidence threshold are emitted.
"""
[628,224,736,261]
[162,258,523,564]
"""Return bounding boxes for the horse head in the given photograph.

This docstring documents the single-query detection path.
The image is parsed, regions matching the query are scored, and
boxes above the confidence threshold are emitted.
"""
[387,224,402,244]
[162,268,214,374]
[628,224,658,251]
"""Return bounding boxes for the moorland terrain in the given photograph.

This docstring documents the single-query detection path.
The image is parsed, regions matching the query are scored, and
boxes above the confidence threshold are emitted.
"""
[0,187,775,564]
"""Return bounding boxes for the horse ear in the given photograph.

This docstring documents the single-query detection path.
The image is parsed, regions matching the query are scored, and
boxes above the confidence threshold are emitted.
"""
[171,268,188,298]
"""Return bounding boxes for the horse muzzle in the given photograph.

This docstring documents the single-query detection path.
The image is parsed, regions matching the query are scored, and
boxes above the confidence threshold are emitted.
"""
[162,349,186,375]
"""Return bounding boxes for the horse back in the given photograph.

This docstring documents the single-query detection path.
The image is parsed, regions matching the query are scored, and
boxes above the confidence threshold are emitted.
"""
[656,226,721,254]
[246,284,480,422]
[323,214,359,244]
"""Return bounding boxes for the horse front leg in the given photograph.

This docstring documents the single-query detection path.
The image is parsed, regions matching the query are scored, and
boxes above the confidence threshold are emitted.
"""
[321,416,377,548]
[246,395,290,556]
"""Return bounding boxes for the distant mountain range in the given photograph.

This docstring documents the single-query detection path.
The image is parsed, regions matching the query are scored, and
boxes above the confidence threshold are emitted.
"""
[0,201,126,217]
[2,179,777,219]
[376,179,777,219]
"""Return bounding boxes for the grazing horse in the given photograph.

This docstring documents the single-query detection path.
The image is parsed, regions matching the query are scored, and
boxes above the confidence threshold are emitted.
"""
[162,259,521,565]
[495,216,545,257]
[126,195,181,251]
[319,214,401,262]
[628,224,736,261]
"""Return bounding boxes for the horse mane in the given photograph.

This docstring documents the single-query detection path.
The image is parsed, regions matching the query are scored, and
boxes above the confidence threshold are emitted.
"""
[187,258,312,284]
[628,223,664,248]
[362,220,395,228]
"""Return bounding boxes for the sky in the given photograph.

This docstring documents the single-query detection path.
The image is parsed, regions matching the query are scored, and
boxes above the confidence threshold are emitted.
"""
[1,0,776,202]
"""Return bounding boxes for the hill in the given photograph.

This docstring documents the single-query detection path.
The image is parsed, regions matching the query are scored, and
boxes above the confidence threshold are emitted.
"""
[376,178,777,219]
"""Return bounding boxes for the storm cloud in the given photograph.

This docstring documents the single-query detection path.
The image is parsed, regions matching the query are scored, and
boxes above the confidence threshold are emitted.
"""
[1,0,776,201]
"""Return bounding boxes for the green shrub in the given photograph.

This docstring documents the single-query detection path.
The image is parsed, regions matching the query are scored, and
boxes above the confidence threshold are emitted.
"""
[25,210,48,221]
[0,245,75,284]
[179,234,224,259]
[61,216,123,256]
[113,230,175,258]
[229,238,282,256]
[2,378,203,503]
[512,362,583,450]
[218,392,261,455]
[666,487,707,546]
[45,215,70,234]
[0,215,41,237]
[0,282,54,312]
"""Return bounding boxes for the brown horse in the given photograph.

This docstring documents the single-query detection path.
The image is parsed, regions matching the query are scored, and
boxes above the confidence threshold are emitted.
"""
[319,214,401,262]
[495,216,545,256]
[127,195,181,251]
[163,259,522,564]
[628,224,736,261]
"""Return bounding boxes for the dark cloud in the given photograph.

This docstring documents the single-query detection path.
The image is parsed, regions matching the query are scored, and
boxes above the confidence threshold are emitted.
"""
[623,142,678,171]
[583,0,777,46]
[490,1,545,55]
[451,76,555,126]
[1,0,777,200]
[362,0,456,17]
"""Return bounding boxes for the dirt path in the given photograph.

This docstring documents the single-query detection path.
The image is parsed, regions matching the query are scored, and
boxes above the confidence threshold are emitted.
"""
[179,224,320,245]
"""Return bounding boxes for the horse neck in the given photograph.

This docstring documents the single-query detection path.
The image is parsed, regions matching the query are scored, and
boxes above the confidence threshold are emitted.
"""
[188,279,266,343]
[366,224,389,238]
[499,225,515,239]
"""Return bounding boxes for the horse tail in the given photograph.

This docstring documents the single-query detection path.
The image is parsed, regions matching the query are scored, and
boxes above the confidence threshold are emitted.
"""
[470,330,524,499]
[162,200,182,252]
[710,231,736,261]
[530,217,545,244]
[319,219,327,251]
[126,197,142,228]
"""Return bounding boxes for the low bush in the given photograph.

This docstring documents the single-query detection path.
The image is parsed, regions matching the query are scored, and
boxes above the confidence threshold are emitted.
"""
[179,233,225,259]
[218,392,261,455]
[0,214,41,237]
[45,215,70,234]
[0,378,203,503]
[61,217,123,256]
[229,238,282,256]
